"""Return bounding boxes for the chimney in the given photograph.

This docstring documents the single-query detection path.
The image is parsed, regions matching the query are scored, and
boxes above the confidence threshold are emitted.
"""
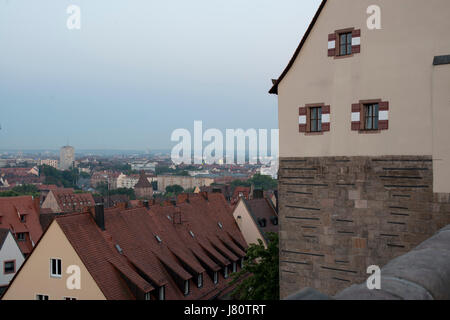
[94,203,105,231]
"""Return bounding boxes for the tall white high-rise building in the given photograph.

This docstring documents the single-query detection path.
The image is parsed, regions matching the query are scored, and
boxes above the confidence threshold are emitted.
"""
[59,146,75,170]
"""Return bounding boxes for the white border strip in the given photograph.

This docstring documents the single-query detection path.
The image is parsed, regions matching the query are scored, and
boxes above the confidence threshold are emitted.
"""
[379,110,389,121]
[328,41,336,49]
[352,37,360,46]
[351,112,360,122]
[322,114,330,123]
[299,116,307,125]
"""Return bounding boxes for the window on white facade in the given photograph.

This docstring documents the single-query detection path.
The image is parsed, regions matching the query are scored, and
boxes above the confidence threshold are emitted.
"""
[50,258,62,278]
[4,260,15,274]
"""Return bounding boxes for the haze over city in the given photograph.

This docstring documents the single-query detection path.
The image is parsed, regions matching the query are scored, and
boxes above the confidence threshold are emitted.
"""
[0,0,321,151]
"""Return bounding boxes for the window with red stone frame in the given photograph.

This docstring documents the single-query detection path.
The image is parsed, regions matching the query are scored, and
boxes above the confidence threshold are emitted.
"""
[328,28,361,58]
[351,100,389,132]
[299,104,331,134]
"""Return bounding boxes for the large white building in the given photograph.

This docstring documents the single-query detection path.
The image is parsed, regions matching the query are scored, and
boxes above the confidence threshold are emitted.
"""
[59,146,75,171]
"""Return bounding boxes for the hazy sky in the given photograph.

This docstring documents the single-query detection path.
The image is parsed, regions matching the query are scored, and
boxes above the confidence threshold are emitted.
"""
[0,0,321,150]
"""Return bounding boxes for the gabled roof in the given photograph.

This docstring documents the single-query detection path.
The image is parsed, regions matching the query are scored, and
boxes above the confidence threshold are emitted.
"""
[0,228,10,250]
[56,213,153,300]
[269,0,328,95]
[134,171,153,189]
[50,189,95,213]
[0,196,43,254]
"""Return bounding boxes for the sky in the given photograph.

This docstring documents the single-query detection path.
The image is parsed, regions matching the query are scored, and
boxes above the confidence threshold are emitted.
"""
[0,0,322,151]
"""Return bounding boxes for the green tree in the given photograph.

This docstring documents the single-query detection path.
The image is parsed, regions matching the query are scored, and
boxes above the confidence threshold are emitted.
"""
[250,174,278,190]
[0,184,39,198]
[231,232,279,300]
[165,184,184,195]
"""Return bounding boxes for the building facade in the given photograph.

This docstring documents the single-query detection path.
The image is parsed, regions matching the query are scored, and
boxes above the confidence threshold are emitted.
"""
[270,0,450,297]
[39,159,59,169]
[0,229,25,291]
[59,146,75,171]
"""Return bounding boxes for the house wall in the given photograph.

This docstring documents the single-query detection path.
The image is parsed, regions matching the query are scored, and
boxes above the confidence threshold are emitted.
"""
[276,0,450,297]
[278,0,450,161]
[233,200,266,247]
[432,63,450,193]
[2,221,105,300]
[41,191,61,213]
[0,232,25,287]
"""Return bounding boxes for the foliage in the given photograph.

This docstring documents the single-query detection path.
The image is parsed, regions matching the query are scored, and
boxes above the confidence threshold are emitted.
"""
[95,182,136,200]
[39,165,79,188]
[165,184,184,195]
[0,184,39,198]
[231,232,279,300]
[230,174,278,191]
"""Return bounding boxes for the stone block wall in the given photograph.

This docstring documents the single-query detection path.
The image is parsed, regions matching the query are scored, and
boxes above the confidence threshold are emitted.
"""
[279,156,450,297]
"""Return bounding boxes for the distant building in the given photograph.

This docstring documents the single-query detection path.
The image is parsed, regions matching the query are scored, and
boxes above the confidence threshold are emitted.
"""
[59,146,75,171]
[157,175,214,192]
[134,171,154,200]
[41,189,95,214]
[116,173,139,189]
[39,159,59,169]
[130,160,157,172]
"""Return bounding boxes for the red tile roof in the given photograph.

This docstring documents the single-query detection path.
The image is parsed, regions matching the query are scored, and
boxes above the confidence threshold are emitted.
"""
[56,213,153,300]
[52,193,248,300]
[50,189,95,213]
[0,196,43,255]
[134,171,153,189]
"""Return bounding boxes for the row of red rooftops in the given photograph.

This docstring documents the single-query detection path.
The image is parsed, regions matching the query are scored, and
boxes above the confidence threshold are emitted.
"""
[1,191,250,300]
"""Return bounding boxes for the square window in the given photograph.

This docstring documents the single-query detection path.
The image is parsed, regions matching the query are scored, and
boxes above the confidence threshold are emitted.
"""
[36,294,49,300]
[4,260,15,274]
[339,32,352,56]
[364,103,379,130]
[50,258,62,278]
[310,107,322,132]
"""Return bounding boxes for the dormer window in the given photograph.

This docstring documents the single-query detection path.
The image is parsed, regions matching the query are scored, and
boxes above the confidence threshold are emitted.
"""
[197,273,203,288]
[213,271,219,284]
[232,262,237,273]
[218,222,223,229]
[159,286,165,300]
[184,280,190,296]
[240,258,245,269]
[17,233,26,242]
[20,215,26,223]
[189,231,195,238]
[224,266,229,279]
[144,292,151,300]
[155,235,162,244]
